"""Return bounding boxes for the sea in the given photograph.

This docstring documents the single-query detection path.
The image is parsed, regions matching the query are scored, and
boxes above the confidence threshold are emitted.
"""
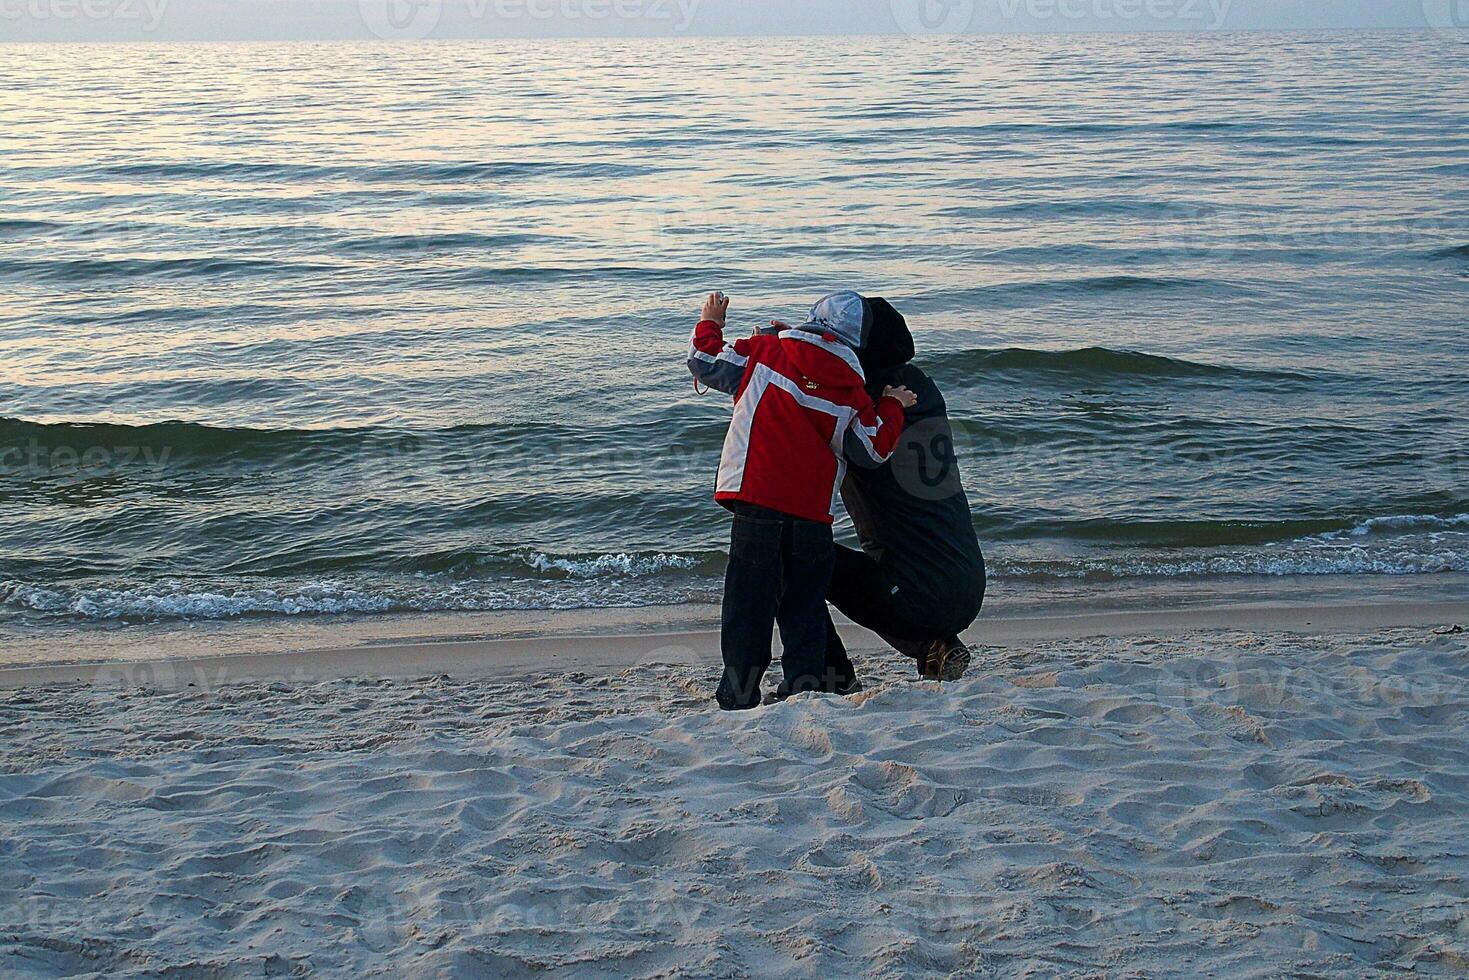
[2,31,1466,656]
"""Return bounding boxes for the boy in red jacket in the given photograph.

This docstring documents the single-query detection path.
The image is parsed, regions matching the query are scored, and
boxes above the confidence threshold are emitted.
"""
[689,290,915,710]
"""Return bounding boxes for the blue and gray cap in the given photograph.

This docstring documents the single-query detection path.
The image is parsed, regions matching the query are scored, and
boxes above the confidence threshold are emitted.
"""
[802,290,872,350]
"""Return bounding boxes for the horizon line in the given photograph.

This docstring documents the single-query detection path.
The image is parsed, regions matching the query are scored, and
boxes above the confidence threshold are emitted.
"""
[0,24,1449,45]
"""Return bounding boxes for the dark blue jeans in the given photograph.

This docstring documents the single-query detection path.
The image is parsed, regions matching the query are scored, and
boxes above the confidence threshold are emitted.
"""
[715,504,836,711]
[824,543,986,683]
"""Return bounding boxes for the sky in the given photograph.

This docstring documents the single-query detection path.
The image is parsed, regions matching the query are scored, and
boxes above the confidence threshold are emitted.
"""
[0,0,1457,42]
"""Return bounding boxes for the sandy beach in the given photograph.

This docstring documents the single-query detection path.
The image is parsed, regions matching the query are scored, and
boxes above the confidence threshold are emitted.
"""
[3,599,1467,977]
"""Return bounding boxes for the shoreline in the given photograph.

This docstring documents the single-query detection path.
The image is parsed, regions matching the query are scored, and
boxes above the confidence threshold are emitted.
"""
[4,594,1464,690]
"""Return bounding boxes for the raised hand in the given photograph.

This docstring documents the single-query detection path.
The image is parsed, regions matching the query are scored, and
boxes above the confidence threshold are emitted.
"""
[701,291,730,326]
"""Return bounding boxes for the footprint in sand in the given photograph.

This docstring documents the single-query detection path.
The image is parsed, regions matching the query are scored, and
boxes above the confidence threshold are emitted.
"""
[848,761,965,819]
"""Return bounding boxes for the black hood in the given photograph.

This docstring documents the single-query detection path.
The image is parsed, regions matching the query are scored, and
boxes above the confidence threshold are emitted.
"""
[859,297,915,378]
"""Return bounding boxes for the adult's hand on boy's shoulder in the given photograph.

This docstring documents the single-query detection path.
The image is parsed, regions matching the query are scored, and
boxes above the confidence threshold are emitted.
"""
[883,385,918,409]
[701,291,729,326]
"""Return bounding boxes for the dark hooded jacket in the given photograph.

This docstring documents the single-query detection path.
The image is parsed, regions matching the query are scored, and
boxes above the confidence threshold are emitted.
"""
[840,298,986,632]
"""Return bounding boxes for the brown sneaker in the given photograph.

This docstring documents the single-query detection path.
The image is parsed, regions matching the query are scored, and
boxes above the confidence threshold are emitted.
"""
[917,646,938,680]
[928,637,972,682]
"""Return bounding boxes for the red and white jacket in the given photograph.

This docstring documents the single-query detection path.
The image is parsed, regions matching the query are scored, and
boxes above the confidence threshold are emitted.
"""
[688,319,906,524]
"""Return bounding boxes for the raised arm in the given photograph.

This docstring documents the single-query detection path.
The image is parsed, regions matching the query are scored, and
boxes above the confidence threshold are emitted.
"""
[843,385,915,468]
[687,291,749,396]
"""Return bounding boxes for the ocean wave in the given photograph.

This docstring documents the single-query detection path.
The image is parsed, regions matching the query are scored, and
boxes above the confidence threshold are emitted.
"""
[994,548,1469,582]
[1427,244,1469,261]
[408,549,716,580]
[937,198,1225,220]
[330,231,541,254]
[982,508,1469,550]
[981,274,1218,297]
[0,256,339,284]
[0,576,713,622]
[923,120,1252,141]
[439,263,714,286]
[525,552,702,579]
[938,346,1312,383]
[0,219,62,237]
[0,549,722,621]
[3,519,1464,621]
[990,516,1354,548]
[0,416,723,469]
[992,513,1469,581]
[82,159,667,184]
[1,580,406,620]
[0,416,537,458]
[0,416,377,460]
[1338,513,1469,537]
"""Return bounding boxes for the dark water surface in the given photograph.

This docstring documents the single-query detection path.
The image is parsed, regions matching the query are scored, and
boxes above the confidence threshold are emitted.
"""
[2,32,1466,633]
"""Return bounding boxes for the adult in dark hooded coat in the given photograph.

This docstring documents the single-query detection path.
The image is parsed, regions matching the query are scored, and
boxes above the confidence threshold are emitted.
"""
[826,297,986,685]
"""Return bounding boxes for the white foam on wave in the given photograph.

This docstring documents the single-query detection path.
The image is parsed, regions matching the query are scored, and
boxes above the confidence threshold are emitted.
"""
[0,549,719,622]
[0,576,713,622]
[998,513,1469,582]
[5,521,1465,620]
[998,541,1469,581]
[1339,513,1469,537]
[525,552,701,578]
